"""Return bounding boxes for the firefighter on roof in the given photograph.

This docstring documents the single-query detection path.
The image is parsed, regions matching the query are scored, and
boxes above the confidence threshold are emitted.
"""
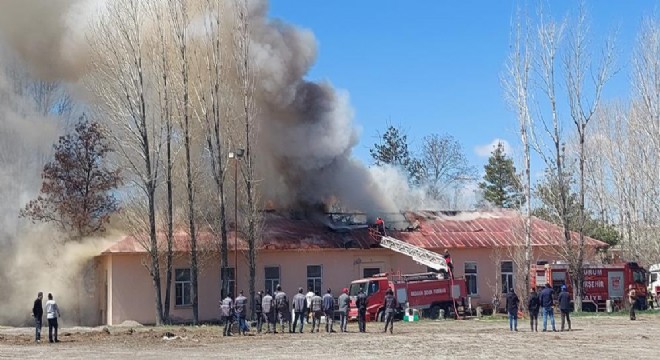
[375,217,385,236]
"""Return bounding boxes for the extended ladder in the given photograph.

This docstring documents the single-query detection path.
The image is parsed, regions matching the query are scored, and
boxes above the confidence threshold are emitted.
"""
[378,236,448,272]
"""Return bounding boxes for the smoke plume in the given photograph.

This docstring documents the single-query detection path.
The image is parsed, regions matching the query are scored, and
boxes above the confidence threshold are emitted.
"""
[0,0,439,325]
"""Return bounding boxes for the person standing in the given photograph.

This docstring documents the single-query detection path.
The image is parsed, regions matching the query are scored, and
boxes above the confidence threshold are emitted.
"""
[235,291,249,335]
[310,291,323,333]
[558,285,571,331]
[254,290,264,333]
[527,288,540,332]
[356,287,368,333]
[322,288,335,333]
[274,285,290,333]
[261,290,275,333]
[305,287,315,324]
[443,249,454,278]
[382,289,396,334]
[32,292,43,343]
[628,284,637,321]
[45,293,61,343]
[539,283,556,332]
[337,288,350,332]
[220,293,234,336]
[506,288,519,332]
[292,287,307,333]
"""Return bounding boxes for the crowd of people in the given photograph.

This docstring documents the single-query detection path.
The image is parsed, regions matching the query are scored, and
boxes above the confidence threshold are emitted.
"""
[219,284,397,336]
[504,283,639,332]
[29,280,641,342]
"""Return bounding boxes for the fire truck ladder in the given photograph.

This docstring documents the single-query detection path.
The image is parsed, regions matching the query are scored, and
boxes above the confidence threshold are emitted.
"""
[379,236,448,272]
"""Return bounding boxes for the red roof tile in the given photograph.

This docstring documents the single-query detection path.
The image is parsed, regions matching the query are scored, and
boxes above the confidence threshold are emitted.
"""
[101,210,607,254]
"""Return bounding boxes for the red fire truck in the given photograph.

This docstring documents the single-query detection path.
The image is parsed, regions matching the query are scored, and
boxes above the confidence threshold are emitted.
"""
[531,262,648,312]
[347,272,467,320]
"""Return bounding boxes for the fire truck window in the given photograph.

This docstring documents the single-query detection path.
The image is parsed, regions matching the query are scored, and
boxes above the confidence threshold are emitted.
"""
[651,273,658,283]
[367,281,379,295]
[349,283,364,296]
[633,270,645,284]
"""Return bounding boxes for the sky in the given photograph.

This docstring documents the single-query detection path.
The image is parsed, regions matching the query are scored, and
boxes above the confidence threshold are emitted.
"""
[267,1,655,177]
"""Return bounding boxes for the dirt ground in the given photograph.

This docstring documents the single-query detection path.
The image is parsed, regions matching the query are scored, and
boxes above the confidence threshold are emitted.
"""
[1,314,658,359]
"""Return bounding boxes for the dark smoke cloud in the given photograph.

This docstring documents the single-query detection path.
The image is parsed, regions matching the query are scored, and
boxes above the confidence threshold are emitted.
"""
[248,1,404,215]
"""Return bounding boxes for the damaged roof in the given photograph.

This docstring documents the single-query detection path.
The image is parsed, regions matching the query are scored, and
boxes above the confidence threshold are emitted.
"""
[101,209,607,254]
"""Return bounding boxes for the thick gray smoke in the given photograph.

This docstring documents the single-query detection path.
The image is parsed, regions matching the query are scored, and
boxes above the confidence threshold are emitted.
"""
[248,2,408,215]
[0,0,434,324]
[0,0,92,81]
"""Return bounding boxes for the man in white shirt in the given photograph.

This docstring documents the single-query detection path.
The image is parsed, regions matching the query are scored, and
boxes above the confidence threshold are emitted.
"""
[45,293,61,343]
[305,287,315,324]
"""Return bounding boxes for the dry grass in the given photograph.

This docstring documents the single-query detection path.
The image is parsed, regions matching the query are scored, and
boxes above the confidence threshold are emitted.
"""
[1,314,658,359]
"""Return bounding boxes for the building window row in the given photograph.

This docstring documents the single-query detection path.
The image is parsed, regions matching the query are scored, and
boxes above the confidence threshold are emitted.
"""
[175,260,519,305]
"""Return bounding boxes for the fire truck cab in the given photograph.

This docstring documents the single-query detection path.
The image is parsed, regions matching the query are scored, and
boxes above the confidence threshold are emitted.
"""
[531,262,648,312]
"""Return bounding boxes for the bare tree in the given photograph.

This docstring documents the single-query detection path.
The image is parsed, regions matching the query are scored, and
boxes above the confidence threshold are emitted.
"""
[86,0,166,324]
[512,4,616,311]
[150,0,176,323]
[166,0,203,325]
[233,0,263,317]
[564,5,616,311]
[420,133,475,202]
[503,6,534,296]
[194,0,234,301]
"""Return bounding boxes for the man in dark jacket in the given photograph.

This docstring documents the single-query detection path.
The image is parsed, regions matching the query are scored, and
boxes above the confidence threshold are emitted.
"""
[382,289,396,334]
[322,289,335,333]
[539,283,556,332]
[254,290,263,333]
[235,291,249,335]
[220,293,234,336]
[527,288,540,332]
[261,290,275,333]
[356,287,368,333]
[558,285,571,331]
[292,287,307,333]
[506,288,519,331]
[274,285,290,333]
[32,292,43,343]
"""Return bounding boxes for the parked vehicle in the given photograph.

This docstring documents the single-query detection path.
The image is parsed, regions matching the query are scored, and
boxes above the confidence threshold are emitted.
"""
[347,271,467,321]
[530,262,648,312]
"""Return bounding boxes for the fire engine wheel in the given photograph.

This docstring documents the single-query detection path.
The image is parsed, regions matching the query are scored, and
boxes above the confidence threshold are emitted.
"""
[582,302,597,312]
[377,310,385,322]
[428,305,441,320]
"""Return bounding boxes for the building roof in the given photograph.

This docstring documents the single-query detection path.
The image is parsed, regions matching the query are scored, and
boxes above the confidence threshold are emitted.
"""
[101,209,608,254]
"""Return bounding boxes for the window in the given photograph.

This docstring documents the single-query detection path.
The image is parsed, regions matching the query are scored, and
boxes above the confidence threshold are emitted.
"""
[464,262,478,295]
[220,267,235,299]
[366,280,380,295]
[363,267,381,278]
[175,269,192,306]
[307,265,322,295]
[501,261,514,294]
[265,266,280,295]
